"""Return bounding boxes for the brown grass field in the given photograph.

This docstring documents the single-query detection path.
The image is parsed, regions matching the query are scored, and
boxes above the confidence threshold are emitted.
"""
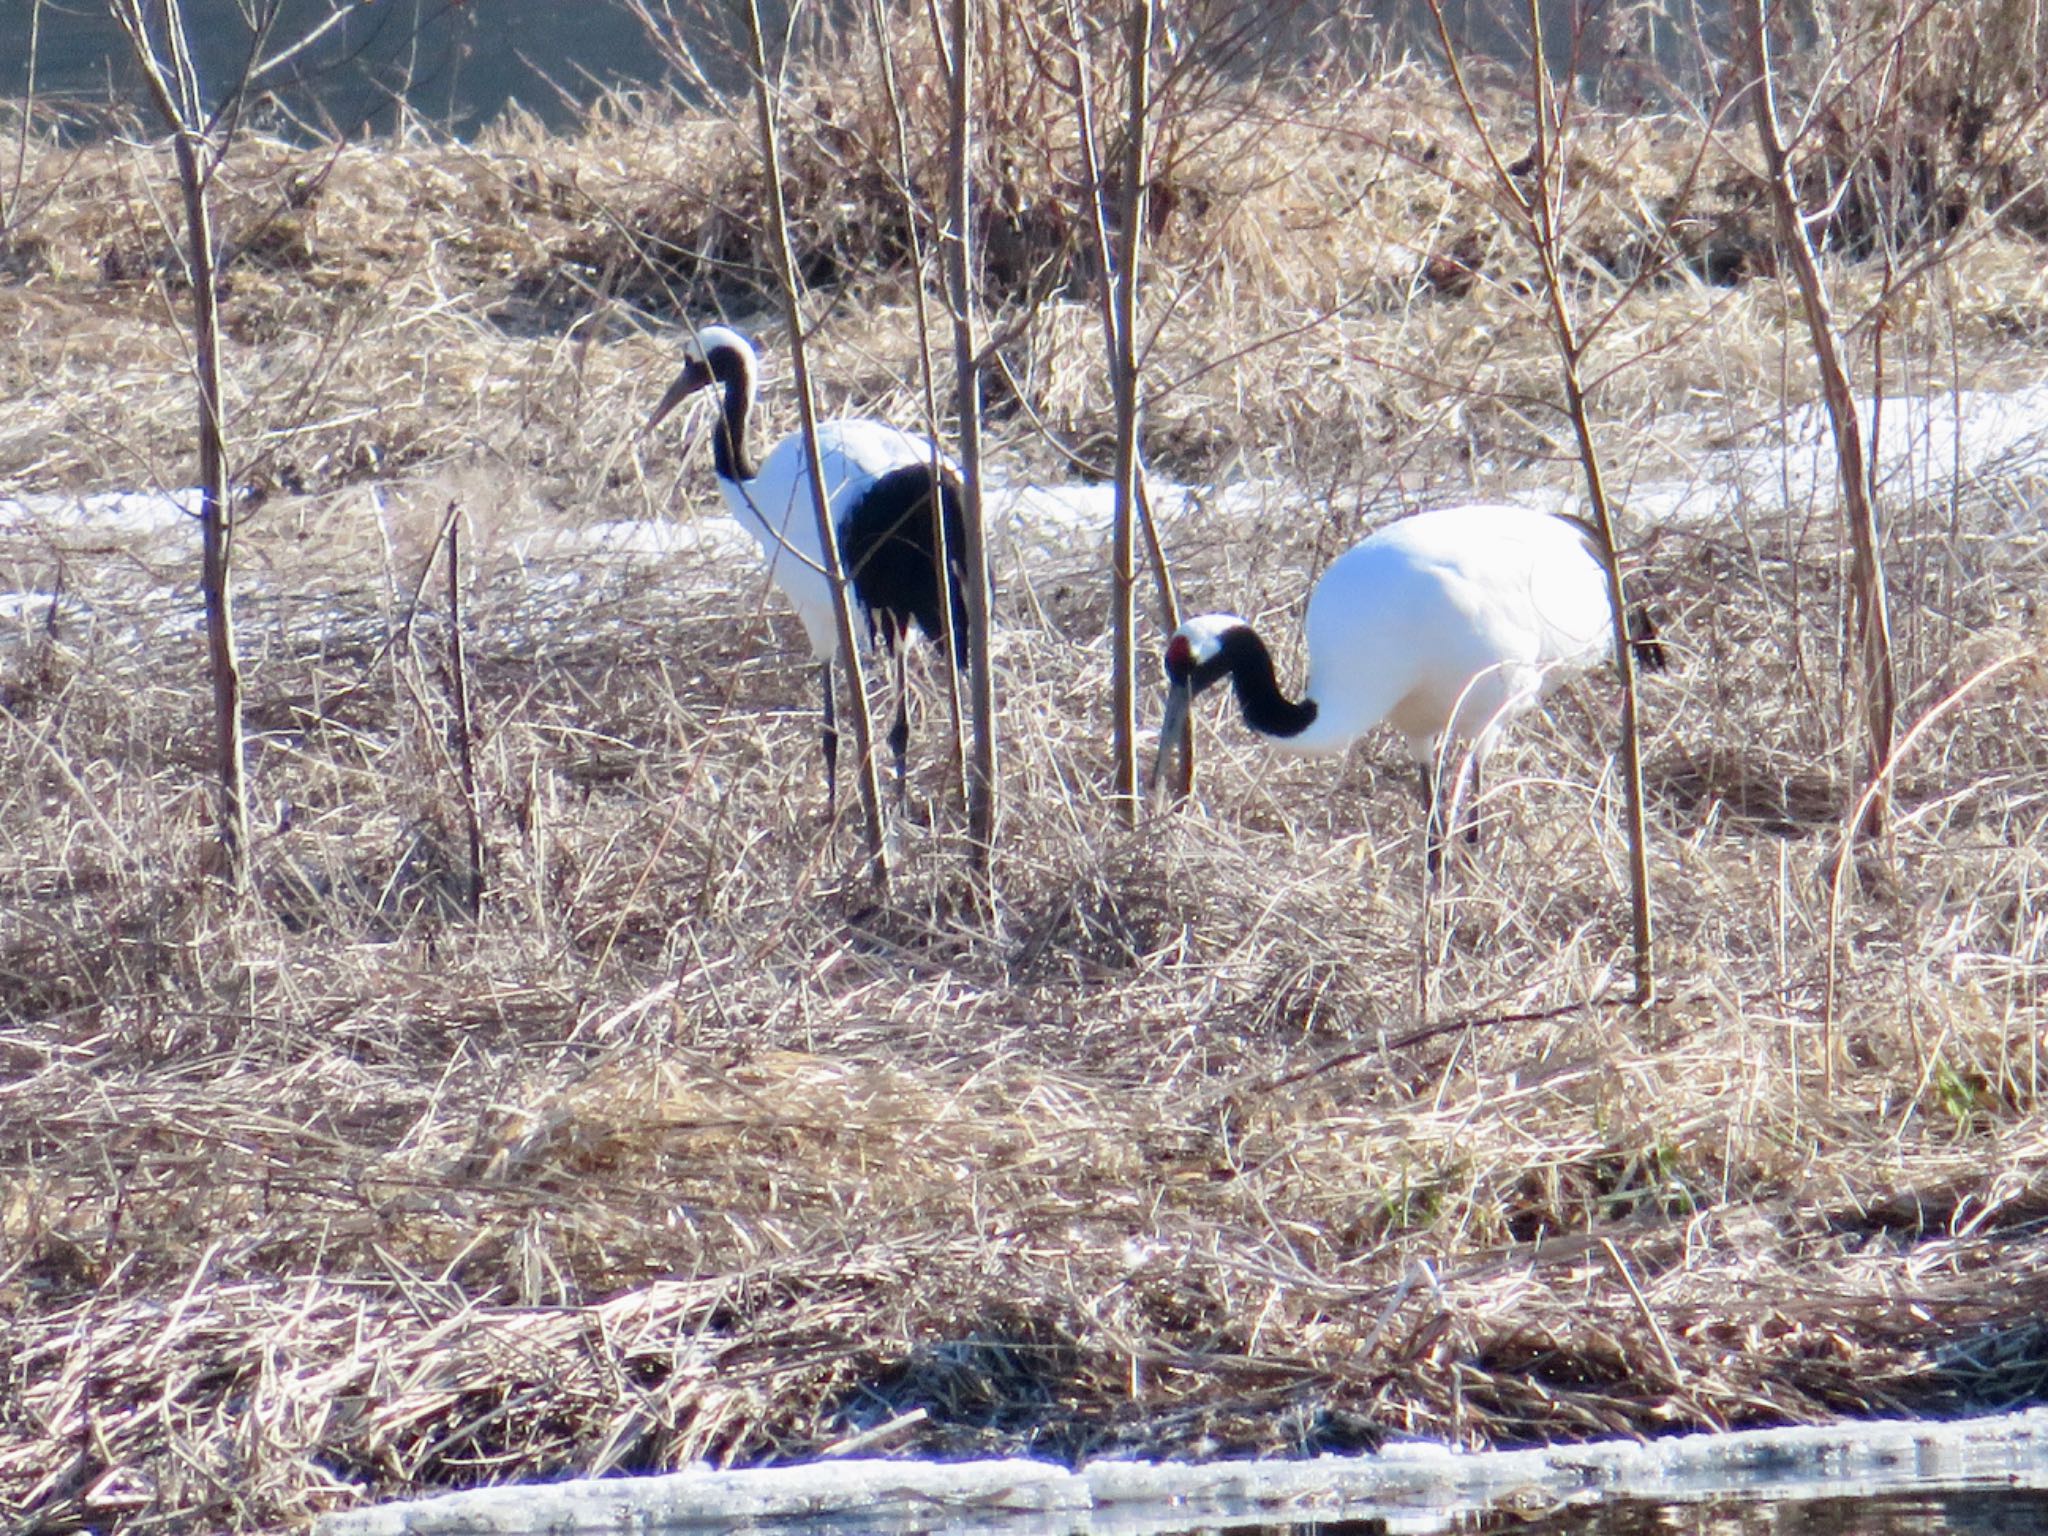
[2,12,2047,1532]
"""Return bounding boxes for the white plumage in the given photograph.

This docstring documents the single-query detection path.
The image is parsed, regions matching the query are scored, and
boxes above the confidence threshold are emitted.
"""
[647,325,971,808]
[715,414,948,659]
[1152,503,1661,857]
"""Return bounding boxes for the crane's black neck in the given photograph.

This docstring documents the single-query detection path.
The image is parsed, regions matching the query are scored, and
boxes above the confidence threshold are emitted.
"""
[712,371,758,484]
[1189,626,1319,740]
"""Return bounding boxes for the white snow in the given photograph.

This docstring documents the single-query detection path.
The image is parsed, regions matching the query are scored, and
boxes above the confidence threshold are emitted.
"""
[987,475,1279,547]
[0,487,205,538]
[516,383,2048,570]
[1611,384,2048,528]
[0,591,58,622]
[7,383,2048,619]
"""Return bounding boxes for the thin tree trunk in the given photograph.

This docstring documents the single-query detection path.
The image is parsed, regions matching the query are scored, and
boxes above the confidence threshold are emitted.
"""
[1429,0,1657,1004]
[112,0,250,892]
[1066,11,1183,646]
[1136,473,1190,799]
[445,510,483,921]
[180,130,249,891]
[867,0,968,811]
[733,0,890,890]
[1736,0,1897,840]
[1107,0,1152,822]
[1069,1,1184,807]
[1522,11,1654,1007]
[1556,360,1657,1006]
[942,0,1000,873]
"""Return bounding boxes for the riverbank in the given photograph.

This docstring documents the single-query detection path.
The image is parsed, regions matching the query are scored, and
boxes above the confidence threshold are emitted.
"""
[3,29,2047,1535]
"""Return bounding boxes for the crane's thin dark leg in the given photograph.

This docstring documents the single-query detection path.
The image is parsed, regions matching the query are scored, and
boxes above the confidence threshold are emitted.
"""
[888,642,910,808]
[820,661,838,820]
[1418,761,1446,875]
[1465,757,1483,847]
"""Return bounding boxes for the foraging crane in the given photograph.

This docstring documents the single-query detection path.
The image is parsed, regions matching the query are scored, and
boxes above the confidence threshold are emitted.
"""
[646,325,971,812]
[1150,503,1664,863]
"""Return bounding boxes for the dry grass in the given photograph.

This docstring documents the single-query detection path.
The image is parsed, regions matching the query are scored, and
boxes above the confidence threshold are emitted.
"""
[3,23,2048,1535]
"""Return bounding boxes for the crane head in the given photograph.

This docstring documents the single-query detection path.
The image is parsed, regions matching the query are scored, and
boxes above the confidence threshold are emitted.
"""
[1147,616,1247,794]
[646,326,758,432]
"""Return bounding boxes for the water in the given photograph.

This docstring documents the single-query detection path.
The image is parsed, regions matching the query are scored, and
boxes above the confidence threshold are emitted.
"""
[1192,1488,2048,1532]
[1467,1488,2048,1533]
[1,0,685,136]
[0,0,1707,138]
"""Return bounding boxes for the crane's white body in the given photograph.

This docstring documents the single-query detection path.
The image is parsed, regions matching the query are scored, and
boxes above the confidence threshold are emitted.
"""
[716,417,953,661]
[1156,503,1645,862]
[1161,504,1620,776]
[1288,503,1613,761]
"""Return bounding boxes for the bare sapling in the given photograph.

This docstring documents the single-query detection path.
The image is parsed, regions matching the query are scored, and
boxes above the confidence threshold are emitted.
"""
[1062,0,1194,809]
[1065,0,1155,821]
[1113,1,1154,822]
[940,0,1002,875]
[1135,475,1190,801]
[732,0,892,891]
[5,0,45,236]
[1427,0,1670,1006]
[444,510,483,921]
[867,0,969,810]
[102,0,299,892]
[1733,0,1897,845]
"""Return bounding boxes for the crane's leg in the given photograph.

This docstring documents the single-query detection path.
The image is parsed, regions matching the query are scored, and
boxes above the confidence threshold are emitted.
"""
[1418,761,1446,874]
[1465,757,1483,847]
[820,661,839,820]
[888,643,910,809]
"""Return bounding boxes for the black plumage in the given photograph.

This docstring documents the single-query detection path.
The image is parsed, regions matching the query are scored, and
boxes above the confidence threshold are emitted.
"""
[837,462,972,668]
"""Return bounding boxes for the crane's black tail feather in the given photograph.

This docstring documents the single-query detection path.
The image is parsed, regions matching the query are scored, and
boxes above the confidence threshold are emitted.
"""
[839,462,976,666]
[1628,602,1668,674]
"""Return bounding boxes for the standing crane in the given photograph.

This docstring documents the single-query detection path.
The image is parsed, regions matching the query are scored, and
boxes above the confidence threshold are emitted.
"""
[1151,503,1664,863]
[647,326,972,813]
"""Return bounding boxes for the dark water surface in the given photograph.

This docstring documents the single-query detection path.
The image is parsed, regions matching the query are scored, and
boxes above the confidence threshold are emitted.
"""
[0,0,1694,137]
[1497,1487,2048,1533]
[1162,1487,2048,1533]
[1,0,676,135]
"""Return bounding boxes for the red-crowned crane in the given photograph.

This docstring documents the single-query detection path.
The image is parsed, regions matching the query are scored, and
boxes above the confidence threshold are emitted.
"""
[1150,503,1663,864]
[647,326,971,813]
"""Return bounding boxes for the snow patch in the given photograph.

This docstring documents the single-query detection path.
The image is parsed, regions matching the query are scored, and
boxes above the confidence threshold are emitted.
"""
[1620,385,2048,528]
[0,591,59,622]
[0,488,204,538]
[9,381,2047,602]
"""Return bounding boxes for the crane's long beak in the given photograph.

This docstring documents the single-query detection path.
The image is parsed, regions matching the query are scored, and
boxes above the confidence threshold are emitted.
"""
[645,359,712,433]
[644,374,695,433]
[1147,681,1192,795]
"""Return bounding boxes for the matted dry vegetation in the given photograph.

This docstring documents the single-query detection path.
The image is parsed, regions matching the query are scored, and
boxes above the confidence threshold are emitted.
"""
[3,11,2048,1533]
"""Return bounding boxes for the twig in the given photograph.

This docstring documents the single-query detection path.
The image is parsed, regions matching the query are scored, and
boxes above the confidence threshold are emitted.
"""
[444,506,483,921]
[1735,0,1898,844]
[1220,995,1616,1103]
[940,0,1001,879]
[818,1407,929,1458]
